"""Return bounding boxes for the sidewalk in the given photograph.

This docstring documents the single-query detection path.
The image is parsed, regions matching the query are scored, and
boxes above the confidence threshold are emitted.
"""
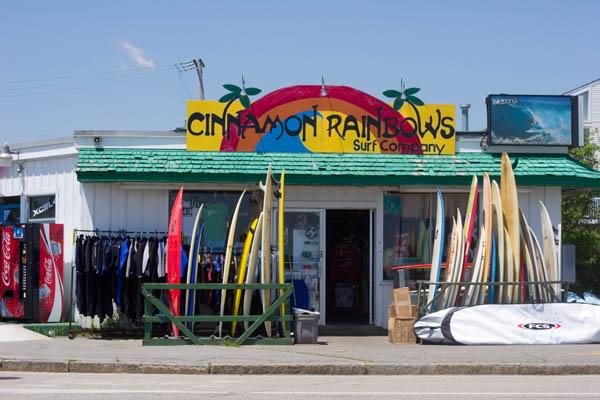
[2,334,600,375]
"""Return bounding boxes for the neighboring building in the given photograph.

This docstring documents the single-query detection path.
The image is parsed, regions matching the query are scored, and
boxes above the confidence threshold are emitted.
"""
[565,79,600,222]
[565,78,600,144]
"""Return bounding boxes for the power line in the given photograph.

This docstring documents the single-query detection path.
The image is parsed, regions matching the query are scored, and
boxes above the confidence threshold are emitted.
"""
[0,66,175,93]
[0,59,203,100]
[0,68,175,99]
[0,63,177,86]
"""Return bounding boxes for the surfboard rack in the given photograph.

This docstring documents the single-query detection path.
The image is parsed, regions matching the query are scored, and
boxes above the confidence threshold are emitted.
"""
[414,280,570,318]
[141,283,294,345]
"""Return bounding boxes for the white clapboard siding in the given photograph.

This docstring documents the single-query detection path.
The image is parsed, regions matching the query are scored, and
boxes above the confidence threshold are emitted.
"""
[591,82,600,123]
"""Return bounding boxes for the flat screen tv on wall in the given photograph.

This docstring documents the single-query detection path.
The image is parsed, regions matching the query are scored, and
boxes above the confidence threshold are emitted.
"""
[487,94,579,147]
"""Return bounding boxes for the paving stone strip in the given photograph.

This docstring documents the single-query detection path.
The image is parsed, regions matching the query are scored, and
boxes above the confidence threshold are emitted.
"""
[3,358,600,375]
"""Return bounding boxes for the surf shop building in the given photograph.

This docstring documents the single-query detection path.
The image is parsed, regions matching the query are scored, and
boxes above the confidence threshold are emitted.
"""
[1,84,599,328]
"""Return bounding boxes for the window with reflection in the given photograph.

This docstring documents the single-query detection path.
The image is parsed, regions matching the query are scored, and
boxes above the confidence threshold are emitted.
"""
[383,192,469,284]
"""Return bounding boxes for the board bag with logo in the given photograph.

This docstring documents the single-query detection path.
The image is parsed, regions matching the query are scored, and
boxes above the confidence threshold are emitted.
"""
[414,303,600,345]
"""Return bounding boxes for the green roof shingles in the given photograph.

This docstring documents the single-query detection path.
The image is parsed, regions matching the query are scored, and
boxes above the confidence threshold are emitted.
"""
[76,148,600,187]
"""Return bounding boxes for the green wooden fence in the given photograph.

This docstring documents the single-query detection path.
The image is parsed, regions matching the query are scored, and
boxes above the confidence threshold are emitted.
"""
[142,282,294,345]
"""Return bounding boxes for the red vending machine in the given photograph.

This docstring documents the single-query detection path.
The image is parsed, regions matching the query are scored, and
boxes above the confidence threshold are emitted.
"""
[0,223,64,322]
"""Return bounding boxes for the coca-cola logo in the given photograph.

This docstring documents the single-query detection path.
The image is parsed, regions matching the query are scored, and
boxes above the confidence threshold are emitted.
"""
[518,323,561,330]
[2,230,11,287]
[43,257,53,286]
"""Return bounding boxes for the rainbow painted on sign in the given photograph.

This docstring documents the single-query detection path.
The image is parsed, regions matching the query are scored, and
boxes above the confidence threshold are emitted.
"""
[186,85,456,155]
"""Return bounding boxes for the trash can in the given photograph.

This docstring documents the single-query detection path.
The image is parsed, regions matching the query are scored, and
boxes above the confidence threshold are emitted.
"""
[292,308,320,344]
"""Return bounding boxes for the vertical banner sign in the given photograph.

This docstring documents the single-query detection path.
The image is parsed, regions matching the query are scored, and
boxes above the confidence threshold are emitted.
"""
[187,85,456,155]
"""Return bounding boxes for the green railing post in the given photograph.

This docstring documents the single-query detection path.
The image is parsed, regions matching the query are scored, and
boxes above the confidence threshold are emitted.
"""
[143,286,152,341]
[235,285,292,345]
[142,287,202,345]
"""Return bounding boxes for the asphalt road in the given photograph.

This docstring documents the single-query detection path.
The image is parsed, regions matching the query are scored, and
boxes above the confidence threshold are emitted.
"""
[2,372,600,399]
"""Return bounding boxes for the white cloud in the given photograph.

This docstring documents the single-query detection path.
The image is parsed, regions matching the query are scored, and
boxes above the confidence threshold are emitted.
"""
[119,41,155,68]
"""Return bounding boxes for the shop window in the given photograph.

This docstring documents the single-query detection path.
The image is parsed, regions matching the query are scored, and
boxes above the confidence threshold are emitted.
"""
[28,195,56,222]
[0,196,21,224]
[383,192,468,283]
[169,190,259,252]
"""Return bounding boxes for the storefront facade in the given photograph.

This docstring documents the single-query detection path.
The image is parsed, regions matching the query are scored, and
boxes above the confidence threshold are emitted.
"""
[2,86,600,328]
[2,130,599,327]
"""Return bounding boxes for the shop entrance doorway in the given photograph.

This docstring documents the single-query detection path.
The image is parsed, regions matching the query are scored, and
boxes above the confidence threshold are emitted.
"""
[325,209,371,324]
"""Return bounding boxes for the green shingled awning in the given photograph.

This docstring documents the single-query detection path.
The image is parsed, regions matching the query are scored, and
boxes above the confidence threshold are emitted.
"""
[75,148,600,187]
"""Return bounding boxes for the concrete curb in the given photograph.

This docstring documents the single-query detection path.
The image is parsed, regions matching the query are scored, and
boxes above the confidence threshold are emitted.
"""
[2,359,600,375]
[209,363,367,375]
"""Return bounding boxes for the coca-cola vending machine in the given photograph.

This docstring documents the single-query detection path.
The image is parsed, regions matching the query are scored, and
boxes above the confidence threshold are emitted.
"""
[0,223,64,322]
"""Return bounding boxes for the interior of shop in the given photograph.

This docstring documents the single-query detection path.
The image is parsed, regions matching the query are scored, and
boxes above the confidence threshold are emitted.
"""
[325,209,371,324]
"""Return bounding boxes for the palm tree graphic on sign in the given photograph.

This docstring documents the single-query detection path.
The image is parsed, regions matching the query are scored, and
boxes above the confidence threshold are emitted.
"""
[383,79,424,111]
[219,76,262,110]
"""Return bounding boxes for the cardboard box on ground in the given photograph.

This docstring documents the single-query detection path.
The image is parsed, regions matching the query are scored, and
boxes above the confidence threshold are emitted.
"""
[388,287,417,344]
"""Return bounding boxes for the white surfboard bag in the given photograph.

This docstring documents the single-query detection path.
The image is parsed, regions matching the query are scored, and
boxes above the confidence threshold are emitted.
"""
[414,303,600,345]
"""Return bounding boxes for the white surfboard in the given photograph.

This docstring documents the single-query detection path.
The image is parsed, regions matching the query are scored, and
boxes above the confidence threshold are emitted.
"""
[185,204,204,316]
[218,190,246,337]
[529,226,548,302]
[540,201,559,297]
[243,212,264,331]
[259,166,274,336]
[189,224,204,328]
[427,191,445,312]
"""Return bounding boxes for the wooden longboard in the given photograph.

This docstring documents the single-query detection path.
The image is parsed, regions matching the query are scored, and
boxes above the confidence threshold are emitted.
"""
[427,191,445,312]
[186,203,204,320]
[259,166,273,337]
[464,222,486,306]
[457,175,478,305]
[519,209,539,302]
[503,227,515,303]
[446,209,464,308]
[501,153,520,301]
[231,217,259,336]
[442,217,458,310]
[243,212,263,331]
[491,181,505,303]
[218,190,246,337]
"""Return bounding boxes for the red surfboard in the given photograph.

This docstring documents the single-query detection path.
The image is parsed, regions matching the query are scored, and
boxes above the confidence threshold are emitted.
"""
[167,187,184,336]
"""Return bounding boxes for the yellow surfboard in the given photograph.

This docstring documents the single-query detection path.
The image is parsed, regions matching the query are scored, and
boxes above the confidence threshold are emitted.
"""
[231,217,259,336]
[278,170,286,334]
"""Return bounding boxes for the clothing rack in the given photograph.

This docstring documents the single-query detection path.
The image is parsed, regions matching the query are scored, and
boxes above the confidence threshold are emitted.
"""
[69,228,168,331]
[74,229,167,235]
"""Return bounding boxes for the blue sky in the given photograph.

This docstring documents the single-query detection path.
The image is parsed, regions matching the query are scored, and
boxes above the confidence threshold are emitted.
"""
[1,0,598,144]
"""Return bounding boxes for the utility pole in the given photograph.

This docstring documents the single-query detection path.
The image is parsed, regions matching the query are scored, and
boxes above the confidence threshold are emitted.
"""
[193,58,205,100]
